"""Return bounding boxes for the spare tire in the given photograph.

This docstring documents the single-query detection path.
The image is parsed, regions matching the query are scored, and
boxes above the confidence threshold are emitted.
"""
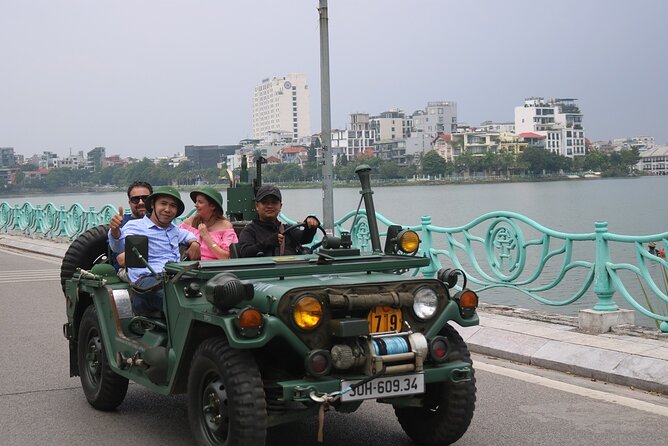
[60,224,110,295]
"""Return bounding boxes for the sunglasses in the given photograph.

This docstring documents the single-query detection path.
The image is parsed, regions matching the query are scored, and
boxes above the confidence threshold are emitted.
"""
[129,195,150,204]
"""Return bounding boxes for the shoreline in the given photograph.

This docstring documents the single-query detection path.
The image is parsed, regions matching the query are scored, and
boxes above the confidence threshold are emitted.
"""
[0,173,645,197]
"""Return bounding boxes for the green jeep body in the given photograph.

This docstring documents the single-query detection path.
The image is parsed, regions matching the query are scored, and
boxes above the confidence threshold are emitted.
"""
[61,163,479,446]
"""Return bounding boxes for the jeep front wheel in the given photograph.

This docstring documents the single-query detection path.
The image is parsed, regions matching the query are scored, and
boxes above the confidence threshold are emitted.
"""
[78,305,129,410]
[187,336,267,446]
[394,324,476,446]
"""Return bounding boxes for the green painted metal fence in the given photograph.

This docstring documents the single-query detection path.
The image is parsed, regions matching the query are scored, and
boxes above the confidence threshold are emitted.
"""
[2,201,668,331]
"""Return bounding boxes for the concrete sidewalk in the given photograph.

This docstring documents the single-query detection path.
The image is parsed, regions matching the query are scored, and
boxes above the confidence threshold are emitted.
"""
[2,232,668,395]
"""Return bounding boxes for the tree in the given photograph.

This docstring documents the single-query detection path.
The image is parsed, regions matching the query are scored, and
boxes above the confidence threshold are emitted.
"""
[421,150,446,177]
[379,160,400,179]
[620,148,641,172]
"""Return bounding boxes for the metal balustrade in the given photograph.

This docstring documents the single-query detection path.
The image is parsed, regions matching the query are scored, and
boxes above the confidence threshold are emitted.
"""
[2,201,668,331]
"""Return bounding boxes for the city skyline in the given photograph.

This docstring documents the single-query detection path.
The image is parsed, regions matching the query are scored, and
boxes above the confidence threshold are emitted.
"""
[1,0,667,157]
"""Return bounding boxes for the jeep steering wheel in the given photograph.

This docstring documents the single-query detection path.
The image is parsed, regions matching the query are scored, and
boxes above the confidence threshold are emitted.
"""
[283,223,328,253]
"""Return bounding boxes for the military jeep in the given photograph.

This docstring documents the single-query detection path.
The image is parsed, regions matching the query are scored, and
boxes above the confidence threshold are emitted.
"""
[61,164,479,446]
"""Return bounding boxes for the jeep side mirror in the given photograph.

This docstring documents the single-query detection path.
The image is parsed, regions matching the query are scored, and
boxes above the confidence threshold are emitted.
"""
[125,235,150,268]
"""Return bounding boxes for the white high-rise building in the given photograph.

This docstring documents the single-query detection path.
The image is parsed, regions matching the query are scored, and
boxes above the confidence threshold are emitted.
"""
[514,97,586,158]
[252,73,311,141]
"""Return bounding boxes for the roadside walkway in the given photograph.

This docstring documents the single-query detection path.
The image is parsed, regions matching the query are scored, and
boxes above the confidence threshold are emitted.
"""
[2,232,667,395]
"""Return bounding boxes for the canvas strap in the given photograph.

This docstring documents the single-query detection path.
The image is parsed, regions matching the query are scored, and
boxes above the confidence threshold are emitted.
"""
[279,223,285,256]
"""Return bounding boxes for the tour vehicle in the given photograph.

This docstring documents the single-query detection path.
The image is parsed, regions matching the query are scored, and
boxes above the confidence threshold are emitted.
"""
[61,162,480,446]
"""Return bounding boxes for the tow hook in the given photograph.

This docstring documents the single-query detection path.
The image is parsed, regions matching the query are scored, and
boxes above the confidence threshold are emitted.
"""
[451,367,472,383]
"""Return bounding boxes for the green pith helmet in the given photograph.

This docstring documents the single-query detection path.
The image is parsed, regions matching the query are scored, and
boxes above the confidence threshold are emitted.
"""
[146,186,186,217]
[190,186,224,213]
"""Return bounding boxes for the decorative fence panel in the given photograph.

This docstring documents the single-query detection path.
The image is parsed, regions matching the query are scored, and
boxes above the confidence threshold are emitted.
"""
[2,201,667,331]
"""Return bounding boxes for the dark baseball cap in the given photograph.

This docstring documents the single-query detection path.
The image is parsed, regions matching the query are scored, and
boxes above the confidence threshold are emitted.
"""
[255,185,282,202]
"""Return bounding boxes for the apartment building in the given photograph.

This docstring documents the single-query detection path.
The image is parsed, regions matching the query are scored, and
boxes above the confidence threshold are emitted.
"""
[0,147,16,168]
[369,109,410,142]
[331,113,377,163]
[411,101,457,139]
[252,73,311,141]
[514,97,586,158]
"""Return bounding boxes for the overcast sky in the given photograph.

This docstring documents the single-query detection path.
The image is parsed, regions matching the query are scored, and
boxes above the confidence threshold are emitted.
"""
[1,0,666,158]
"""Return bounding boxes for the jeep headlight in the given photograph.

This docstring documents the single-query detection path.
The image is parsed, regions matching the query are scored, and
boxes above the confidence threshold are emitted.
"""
[413,286,438,319]
[292,295,323,330]
[398,230,420,254]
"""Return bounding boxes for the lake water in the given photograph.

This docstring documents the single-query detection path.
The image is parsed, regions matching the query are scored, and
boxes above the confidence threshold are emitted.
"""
[4,176,666,234]
[3,176,668,326]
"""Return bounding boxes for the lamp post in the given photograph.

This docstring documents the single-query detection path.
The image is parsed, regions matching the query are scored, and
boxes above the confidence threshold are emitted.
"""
[318,0,334,234]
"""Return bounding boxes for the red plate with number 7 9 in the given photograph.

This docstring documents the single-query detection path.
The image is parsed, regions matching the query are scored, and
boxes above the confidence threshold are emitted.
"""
[367,306,403,333]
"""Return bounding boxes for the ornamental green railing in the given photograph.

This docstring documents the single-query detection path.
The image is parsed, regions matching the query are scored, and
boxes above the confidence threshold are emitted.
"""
[0,201,118,239]
[326,209,668,332]
[2,201,668,331]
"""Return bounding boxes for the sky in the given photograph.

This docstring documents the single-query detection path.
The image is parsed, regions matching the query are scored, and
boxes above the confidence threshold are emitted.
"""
[1,0,667,158]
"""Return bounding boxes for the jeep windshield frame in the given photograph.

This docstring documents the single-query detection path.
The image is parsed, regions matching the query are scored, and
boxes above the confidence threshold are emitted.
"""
[163,253,430,281]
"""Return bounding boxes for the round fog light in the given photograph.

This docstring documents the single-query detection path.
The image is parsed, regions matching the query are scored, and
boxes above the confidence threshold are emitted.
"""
[305,349,331,376]
[429,336,449,362]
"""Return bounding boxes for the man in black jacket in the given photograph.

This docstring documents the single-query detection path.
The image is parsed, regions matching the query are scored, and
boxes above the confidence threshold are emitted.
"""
[238,185,320,257]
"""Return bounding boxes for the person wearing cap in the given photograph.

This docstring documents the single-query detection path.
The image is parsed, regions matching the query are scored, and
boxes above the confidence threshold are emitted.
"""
[238,185,320,257]
[179,187,238,260]
[108,186,201,315]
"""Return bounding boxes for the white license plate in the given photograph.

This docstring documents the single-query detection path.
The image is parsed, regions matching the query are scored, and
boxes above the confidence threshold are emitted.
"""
[340,373,424,402]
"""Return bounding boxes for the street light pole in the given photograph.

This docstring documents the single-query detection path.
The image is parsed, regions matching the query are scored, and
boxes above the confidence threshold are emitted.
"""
[318,0,334,233]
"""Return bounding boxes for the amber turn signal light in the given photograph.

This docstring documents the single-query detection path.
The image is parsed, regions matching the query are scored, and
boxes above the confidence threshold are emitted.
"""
[238,308,263,328]
[453,289,478,318]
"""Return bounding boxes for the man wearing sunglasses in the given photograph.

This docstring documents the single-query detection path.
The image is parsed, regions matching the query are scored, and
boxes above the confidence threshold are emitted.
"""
[125,181,153,222]
[110,181,153,276]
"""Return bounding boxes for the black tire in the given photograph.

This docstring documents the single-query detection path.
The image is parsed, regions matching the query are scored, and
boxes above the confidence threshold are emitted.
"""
[77,305,129,411]
[60,224,110,294]
[188,336,267,446]
[395,324,476,446]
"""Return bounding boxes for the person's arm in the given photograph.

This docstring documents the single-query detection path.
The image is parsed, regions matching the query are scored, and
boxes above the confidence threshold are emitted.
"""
[108,206,126,252]
[207,229,239,260]
[184,237,201,260]
[299,215,321,244]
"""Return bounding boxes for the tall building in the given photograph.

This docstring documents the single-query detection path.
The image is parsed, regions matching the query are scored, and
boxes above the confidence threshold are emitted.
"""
[252,73,311,141]
[411,101,457,139]
[87,147,106,170]
[0,147,16,168]
[514,97,586,158]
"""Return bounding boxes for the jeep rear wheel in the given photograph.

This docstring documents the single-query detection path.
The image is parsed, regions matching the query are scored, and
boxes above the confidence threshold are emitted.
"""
[394,324,476,446]
[188,336,267,446]
[60,224,110,294]
[78,305,129,410]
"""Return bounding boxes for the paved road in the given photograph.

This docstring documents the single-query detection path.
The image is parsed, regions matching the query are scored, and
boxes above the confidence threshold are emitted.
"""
[3,249,668,445]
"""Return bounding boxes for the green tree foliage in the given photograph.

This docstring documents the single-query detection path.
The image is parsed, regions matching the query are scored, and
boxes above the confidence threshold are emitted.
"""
[13,147,643,193]
[420,150,447,176]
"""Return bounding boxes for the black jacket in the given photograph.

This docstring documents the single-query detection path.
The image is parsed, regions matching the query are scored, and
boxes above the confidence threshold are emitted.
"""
[237,217,319,257]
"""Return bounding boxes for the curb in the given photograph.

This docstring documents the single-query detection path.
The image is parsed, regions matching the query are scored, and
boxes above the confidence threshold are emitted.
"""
[456,315,668,395]
[0,234,69,259]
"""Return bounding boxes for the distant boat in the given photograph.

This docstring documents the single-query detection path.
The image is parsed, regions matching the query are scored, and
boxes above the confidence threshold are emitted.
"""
[582,170,601,178]
[566,174,580,179]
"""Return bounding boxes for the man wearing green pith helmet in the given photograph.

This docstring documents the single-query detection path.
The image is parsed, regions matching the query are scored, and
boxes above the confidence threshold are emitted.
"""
[108,186,201,316]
